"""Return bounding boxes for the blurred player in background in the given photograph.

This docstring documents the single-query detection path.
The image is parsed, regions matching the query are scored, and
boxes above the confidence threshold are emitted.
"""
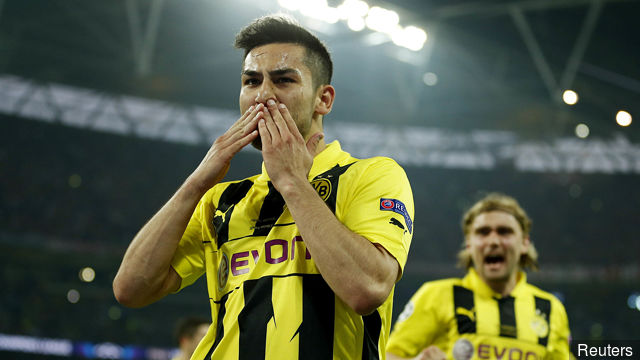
[386,193,570,360]
[171,317,209,360]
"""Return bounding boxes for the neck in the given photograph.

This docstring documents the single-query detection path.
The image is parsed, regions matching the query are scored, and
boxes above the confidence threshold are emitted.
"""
[484,271,520,297]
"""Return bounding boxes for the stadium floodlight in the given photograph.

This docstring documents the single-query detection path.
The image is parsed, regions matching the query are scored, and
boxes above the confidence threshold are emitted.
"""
[392,25,427,51]
[365,6,399,34]
[616,110,632,127]
[337,0,369,20]
[278,0,299,11]
[575,123,589,138]
[563,89,579,105]
[347,16,366,31]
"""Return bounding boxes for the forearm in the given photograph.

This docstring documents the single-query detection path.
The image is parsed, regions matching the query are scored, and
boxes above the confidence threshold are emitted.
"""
[281,180,398,315]
[386,353,412,360]
[113,179,205,307]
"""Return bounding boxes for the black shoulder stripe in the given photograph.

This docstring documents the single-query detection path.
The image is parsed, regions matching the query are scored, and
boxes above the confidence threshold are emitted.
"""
[312,162,355,213]
[212,179,253,247]
[453,285,477,334]
[535,296,552,346]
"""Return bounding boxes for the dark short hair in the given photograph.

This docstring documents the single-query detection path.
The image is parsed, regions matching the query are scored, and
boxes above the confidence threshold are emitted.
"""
[234,15,333,89]
[173,316,209,344]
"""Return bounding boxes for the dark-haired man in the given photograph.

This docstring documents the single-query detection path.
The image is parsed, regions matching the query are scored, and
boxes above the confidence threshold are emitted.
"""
[171,317,210,360]
[114,15,414,359]
[386,193,570,360]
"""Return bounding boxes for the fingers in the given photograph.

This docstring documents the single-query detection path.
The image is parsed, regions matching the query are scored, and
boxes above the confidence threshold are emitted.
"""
[305,132,324,155]
[272,100,302,139]
[265,99,287,139]
[419,346,446,360]
[220,105,263,148]
[258,118,271,148]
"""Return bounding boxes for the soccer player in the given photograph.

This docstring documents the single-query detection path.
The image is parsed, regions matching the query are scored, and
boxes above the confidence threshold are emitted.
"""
[386,193,570,360]
[113,15,414,359]
[172,317,210,360]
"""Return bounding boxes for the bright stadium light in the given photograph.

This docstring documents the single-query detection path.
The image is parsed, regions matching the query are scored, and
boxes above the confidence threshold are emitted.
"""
[628,293,639,309]
[365,6,399,34]
[337,0,369,19]
[299,0,328,17]
[79,267,96,282]
[423,72,438,86]
[391,25,427,51]
[67,289,80,304]
[563,90,578,105]
[616,110,632,127]
[347,16,366,31]
[575,123,589,138]
[278,0,299,11]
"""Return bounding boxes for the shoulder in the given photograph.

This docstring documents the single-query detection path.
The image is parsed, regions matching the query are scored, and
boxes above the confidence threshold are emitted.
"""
[343,156,410,187]
[352,156,405,171]
[414,277,464,299]
[523,282,568,313]
[202,174,260,201]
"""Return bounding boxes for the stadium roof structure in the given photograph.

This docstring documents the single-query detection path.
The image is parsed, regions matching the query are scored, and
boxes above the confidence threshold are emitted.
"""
[0,0,638,142]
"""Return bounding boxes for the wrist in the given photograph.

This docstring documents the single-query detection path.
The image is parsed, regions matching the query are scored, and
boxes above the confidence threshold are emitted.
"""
[277,176,314,199]
[182,175,211,198]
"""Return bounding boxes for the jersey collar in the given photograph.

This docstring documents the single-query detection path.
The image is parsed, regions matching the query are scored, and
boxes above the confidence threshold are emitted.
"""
[257,140,349,183]
[464,268,528,298]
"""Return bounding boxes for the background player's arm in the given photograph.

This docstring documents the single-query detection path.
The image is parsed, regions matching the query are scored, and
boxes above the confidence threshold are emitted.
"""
[259,100,399,315]
[112,105,261,308]
[387,346,447,360]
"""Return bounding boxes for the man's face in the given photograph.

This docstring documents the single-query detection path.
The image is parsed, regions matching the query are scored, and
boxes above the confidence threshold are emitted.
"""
[183,323,209,357]
[466,211,530,285]
[239,43,318,149]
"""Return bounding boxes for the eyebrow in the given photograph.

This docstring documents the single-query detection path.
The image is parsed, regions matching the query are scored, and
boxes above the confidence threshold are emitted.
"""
[241,68,302,77]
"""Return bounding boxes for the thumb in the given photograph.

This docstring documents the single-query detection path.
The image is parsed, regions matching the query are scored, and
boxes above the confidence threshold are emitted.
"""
[306,132,324,155]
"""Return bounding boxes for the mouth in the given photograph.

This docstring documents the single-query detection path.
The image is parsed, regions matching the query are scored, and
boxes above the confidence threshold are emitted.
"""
[483,254,506,269]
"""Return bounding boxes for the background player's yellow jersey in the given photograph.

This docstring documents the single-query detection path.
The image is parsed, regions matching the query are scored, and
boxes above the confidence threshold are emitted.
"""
[387,269,571,360]
[172,141,414,360]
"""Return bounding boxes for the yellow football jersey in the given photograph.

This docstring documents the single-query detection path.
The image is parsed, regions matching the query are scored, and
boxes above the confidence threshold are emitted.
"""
[387,269,571,360]
[172,141,414,360]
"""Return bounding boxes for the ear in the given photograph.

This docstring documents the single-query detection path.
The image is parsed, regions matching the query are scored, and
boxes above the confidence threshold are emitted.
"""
[314,84,335,115]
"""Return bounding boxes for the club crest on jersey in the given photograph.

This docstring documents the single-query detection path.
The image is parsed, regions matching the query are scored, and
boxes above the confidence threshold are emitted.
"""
[217,253,229,291]
[311,178,332,201]
[531,308,550,338]
[380,198,412,233]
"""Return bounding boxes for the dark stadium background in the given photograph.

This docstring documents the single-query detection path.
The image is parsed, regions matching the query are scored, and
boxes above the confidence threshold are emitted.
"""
[1,0,638,358]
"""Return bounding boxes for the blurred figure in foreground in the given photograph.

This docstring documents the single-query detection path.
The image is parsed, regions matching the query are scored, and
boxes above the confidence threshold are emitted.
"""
[171,317,209,360]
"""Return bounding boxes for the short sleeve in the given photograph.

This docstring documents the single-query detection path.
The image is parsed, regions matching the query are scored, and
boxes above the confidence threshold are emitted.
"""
[339,157,414,275]
[386,283,443,357]
[170,195,208,291]
[545,298,571,360]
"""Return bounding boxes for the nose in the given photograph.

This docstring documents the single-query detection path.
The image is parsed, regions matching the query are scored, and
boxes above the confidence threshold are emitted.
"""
[486,231,501,246]
[254,81,276,105]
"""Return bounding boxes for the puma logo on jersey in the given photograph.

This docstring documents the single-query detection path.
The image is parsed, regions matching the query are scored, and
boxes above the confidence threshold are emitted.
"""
[389,218,406,230]
[456,306,476,322]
